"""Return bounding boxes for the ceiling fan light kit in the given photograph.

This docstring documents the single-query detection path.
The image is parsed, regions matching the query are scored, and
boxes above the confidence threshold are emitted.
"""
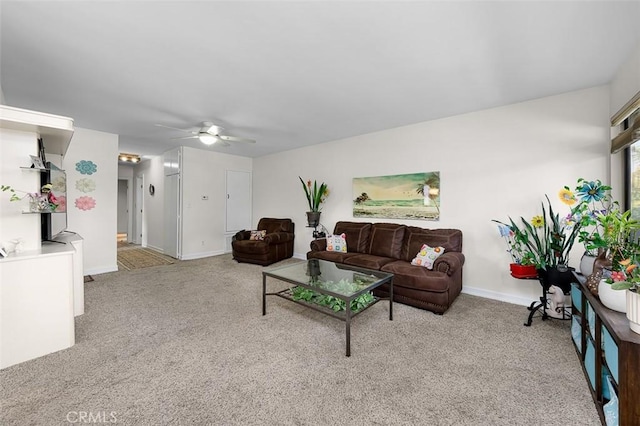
[198,134,217,145]
[156,122,256,147]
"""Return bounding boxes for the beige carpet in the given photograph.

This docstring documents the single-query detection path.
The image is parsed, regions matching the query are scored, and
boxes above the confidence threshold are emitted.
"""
[117,246,175,270]
[0,254,600,425]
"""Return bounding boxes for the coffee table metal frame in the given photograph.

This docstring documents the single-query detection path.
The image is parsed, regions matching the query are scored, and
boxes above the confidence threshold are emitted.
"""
[262,260,394,356]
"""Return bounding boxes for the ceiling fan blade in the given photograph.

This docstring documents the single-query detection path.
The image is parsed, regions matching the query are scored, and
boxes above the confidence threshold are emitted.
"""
[170,135,199,140]
[216,140,231,147]
[219,135,256,144]
[202,122,223,135]
[156,124,197,134]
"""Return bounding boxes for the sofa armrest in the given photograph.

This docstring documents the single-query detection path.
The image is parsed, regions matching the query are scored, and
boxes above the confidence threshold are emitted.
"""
[310,238,327,252]
[433,252,465,276]
[263,232,294,244]
[233,230,251,241]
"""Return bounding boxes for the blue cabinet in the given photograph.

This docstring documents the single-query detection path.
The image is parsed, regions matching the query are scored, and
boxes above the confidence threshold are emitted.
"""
[570,279,640,425]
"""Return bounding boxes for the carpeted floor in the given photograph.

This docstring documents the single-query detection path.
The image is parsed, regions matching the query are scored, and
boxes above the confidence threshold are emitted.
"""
[117,246,175,271]
[0,254,601,425]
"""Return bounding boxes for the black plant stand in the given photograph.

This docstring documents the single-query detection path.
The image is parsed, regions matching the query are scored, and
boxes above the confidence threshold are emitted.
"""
[523,267,575,327]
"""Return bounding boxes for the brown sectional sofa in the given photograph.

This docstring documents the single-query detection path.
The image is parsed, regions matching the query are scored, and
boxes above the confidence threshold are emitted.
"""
[307,221,464,314]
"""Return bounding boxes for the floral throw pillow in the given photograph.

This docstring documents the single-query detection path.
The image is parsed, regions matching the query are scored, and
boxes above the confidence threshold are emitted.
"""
[411,244,445,269]
[326,233,347,253]
[249,230,266,241]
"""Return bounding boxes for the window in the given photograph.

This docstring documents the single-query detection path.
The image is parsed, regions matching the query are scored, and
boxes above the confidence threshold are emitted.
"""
[628,140,640,221]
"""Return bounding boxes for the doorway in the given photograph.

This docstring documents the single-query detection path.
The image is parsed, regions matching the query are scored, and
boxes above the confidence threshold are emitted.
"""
[117,178,133,243]
[135,174,144,245]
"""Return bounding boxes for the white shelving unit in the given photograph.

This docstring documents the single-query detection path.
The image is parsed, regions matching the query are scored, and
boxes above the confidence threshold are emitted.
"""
[0,105,81,369]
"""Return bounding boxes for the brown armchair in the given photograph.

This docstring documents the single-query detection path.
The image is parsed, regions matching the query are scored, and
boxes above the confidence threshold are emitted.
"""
[231,218,295,266]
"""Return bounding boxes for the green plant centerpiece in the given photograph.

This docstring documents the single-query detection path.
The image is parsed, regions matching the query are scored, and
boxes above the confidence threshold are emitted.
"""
[290,277,375,313]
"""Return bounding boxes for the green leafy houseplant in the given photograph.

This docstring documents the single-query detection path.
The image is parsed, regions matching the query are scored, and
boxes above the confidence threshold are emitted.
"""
[569,179,615,255]
[596,207,640,291]
[493,194,582,270]
[290,277,376,313]
[298,177,329,212]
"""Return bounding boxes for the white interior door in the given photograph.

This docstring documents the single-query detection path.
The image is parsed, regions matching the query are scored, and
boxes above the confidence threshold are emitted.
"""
[164,174,180,258]
[226,170,251,232]
[134,175,143,245]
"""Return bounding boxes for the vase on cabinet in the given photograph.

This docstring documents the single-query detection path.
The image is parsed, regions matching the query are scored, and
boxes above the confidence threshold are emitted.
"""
[627,289,640,334]
[579,252,598,277]
[598,279,627,313]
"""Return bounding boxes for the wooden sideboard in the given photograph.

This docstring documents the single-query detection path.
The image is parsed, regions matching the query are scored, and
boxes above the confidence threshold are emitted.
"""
[571,277,640,425]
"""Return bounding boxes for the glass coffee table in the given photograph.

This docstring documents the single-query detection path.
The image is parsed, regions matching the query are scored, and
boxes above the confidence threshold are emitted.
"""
[262,259,394,356]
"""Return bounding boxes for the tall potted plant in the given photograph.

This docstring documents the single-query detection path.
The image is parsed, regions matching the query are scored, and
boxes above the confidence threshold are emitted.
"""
[299,177,329,227]
[494,192,583,293]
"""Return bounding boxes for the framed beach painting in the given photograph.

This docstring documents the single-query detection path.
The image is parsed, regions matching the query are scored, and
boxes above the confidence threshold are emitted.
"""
[353,172,440,220]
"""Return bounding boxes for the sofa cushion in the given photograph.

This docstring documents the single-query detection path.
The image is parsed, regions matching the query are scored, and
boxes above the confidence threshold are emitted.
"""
[334,222,372,253]
[344,254,396,270]
[410,244,445,269]
[307,250,359,263]
[368,223,406,258]
[381,260,451,292]
[326,233,347,252]
[401,227,462,262]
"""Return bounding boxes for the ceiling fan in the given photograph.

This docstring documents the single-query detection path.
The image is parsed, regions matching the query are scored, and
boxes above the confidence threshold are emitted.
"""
[155,122,256,146]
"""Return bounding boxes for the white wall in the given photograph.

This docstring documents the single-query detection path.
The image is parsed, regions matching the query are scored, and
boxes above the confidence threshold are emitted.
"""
[64,127,118,275]
[133,156,165,251]
[610,42,640,117]
[180,147,252,259]
[253,86,611,306]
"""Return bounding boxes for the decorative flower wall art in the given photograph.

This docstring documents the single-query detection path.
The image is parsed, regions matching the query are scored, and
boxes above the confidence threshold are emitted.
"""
[75,196,96,211]
[51,175,66,192]
[75,178,96,193]
[57,195,67,212]
[75,160,97,175]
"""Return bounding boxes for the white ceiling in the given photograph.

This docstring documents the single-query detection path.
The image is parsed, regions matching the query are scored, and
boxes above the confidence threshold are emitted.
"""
[1,1,639,160]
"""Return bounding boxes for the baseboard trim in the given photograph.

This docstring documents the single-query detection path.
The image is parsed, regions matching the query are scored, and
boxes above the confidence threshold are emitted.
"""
[146,244,164,253]
[86,265,118,275]
[461,286,534,307]
[180,250,225,261]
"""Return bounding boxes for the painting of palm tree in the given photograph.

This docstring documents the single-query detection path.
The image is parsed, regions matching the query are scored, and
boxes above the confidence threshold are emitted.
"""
[353,172,440,220]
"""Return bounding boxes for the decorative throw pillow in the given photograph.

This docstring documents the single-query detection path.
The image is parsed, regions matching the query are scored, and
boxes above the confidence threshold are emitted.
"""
[411,244,445,269]
[249,230,266,241]
[326,233,347,253]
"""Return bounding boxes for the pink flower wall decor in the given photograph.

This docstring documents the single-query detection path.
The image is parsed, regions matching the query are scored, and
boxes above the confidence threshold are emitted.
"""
[57,195,67,212]
[75,196,96,211]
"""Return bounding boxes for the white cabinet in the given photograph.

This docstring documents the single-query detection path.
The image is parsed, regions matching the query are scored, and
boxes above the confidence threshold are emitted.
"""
[0,245,75,369]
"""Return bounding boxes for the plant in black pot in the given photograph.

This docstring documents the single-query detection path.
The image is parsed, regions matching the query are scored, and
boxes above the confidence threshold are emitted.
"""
[299,177,329,227]
[494,192,583,294]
